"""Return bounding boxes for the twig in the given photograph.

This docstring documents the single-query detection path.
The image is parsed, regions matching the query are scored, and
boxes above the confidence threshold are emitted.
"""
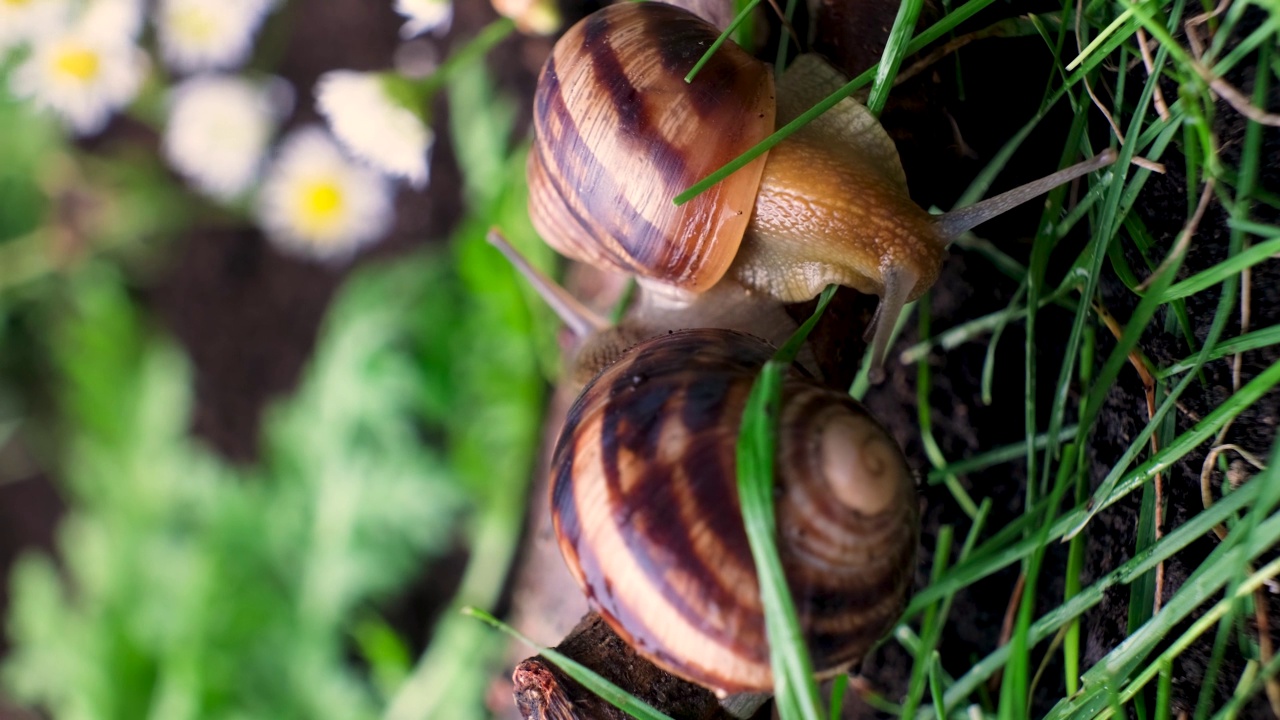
[1196,64,1280,127]
[1076,0,1127,143]
[894,19,1021,86]
[1136,28,1172,120]
[1130,156,1168,174]
[1184,0,1232,57]
[989,572,1028,693]
[1182,0,1280,127]
[1093,300,1165,611]
[760,0,803,55]
[1137,180,1214,293]
[1199,444,1279,715]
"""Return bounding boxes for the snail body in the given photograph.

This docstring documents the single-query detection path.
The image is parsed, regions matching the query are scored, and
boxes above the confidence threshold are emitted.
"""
[549,328,918,695]
[529,1,1115,366]
[529,2,931,301]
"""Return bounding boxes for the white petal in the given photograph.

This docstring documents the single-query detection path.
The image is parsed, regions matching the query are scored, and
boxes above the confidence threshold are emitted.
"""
[256,127,395,261]
[155,0,274,73]
[163,74,278,200]
[314,71,431,188]
[10,29,148,135]
[394,0,452,38]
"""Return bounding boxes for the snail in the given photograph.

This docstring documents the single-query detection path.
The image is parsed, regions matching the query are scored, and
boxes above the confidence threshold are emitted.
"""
[489,231,919,710]
[527,1,1116,368]
[549,327,918,700]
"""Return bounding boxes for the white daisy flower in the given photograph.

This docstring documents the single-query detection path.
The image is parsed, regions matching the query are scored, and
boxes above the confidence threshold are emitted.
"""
[79,0,147,43]
[394,0,451,39]
[256,127,394,261]
[155,0,273,74]
[10,27,147,135]
[315,70,433,189]
[492,0,560,35]
[0,0,70,53]
[163,74,279,201]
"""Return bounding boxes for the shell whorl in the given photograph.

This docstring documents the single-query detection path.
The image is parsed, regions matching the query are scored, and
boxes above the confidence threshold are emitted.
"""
[528,2,775,293]
[550,329,918,694]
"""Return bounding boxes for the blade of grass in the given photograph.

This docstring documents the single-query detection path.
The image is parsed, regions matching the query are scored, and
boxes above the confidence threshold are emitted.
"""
[918,473,1273,717]
[1065,7,1135,70]
[1160,235,1280,302]
[865,0,925,116]
[910,437,1267,624]
[941,481,1280,718]
[916,298,980,518]
[674,0,1001,206]
[902,525,956,718]
[1073,214,1253,537]
[685,0,760,83]
[464,609,676,720]
[736,284,839,720]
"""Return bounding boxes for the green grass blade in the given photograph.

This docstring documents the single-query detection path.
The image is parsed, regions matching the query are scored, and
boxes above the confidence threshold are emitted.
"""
[685,0,760,83]
[865,0,925,116]
[735,285,838,720]
[464,609,676,720]
[1160,235,1280,302]
[673,0,1000,206]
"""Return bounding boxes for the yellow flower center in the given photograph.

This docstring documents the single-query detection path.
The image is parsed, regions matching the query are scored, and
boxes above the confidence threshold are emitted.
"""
[54,47,101,82]
[3,0,34,7]
[294,180,346,238]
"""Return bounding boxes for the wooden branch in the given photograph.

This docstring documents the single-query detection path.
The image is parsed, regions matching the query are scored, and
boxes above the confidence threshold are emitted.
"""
[512,612,751,720]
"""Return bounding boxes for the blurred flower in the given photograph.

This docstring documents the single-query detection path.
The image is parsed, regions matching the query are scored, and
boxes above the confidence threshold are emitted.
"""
[10,27,147,135]
[80,0,147,42]
[257,127,393,261]
[394,0,451,39]
[491,0,560,35]
[315,70,433,189]
[163,74,278,201]
[0,0,70,53]
[155,0,272,73]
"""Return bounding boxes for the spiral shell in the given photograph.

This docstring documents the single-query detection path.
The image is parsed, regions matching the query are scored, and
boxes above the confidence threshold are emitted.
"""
[550,329,918,694]
[528,2,775,294]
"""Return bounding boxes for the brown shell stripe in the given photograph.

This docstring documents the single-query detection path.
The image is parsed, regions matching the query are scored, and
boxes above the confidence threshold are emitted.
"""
[775,386,918,669]
[531,56,667,272]
[552,334,776,691]
[529,2,774,292]
[553,413,774,692]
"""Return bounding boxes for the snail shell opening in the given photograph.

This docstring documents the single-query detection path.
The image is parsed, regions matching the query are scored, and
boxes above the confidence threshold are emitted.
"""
[550,329,918,694]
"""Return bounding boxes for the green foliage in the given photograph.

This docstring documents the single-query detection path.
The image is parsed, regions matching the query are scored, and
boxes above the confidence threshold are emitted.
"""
[2,21,552,720]
[381,56,555,720]
[2,260,468,720]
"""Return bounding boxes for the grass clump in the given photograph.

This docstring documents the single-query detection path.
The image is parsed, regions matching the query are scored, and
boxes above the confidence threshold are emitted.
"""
[516,0,1280,718]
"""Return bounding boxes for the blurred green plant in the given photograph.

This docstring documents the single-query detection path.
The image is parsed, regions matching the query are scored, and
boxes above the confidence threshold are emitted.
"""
[2,258,466,718]
[2,39,554,720]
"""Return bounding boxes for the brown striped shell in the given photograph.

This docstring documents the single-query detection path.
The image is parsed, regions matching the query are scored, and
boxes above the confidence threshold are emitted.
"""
[528,2,775,294]
[549,329,918,694]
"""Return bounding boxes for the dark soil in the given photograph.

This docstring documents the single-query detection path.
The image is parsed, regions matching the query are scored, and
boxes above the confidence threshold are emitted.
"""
[2,1,1278,719]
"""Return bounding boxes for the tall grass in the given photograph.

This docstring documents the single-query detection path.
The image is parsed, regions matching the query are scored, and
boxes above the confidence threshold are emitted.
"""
[513,0,1280,718]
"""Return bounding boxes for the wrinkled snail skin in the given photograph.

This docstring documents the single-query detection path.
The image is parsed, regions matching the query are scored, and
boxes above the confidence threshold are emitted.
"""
[550,329,918,695]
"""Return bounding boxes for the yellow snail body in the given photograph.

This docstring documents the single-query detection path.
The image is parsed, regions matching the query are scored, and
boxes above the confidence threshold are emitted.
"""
[528,1,1116,366]
[487,232,918,700]
[549,327,918,695]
